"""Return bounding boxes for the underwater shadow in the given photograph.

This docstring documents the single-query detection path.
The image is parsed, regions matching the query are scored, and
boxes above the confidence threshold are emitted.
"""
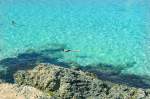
[0,44,69,82]
[1,45,150,89]
[81,62,150,89]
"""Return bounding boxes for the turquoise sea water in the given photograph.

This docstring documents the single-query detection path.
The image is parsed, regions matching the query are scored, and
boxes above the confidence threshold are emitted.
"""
[0,0,150,77]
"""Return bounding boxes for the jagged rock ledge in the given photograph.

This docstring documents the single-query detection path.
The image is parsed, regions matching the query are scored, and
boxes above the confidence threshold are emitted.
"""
[13,63,150,99]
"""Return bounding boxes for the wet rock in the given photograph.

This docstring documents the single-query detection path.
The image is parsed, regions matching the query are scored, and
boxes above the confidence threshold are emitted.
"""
[14,63,150,99]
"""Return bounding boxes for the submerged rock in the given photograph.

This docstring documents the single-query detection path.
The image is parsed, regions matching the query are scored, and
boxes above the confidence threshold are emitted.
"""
[14,63,150,99]
[0,83,52,99]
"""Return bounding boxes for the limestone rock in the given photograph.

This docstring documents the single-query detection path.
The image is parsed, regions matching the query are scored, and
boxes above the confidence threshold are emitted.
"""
[0,83,52,99]
[14,63,150,99]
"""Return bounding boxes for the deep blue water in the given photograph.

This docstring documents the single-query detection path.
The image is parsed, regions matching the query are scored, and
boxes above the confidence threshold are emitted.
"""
[0,0,150,78]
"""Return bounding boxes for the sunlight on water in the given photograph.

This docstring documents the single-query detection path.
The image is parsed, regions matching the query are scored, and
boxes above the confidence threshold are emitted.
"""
[0,0,150,76]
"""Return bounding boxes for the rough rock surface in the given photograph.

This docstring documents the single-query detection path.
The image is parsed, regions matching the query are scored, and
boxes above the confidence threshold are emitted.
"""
[0,83,52,99]
[14,63,150,99]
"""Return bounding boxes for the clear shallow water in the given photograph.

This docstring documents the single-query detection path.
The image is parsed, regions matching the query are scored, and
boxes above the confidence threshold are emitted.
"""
[0,0,150,76]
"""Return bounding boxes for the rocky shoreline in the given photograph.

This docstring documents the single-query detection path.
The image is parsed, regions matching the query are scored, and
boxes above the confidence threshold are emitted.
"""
[1,63,150,99]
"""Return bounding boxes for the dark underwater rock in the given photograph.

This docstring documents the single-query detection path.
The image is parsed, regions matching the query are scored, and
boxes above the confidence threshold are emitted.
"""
[14,63,150,99]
